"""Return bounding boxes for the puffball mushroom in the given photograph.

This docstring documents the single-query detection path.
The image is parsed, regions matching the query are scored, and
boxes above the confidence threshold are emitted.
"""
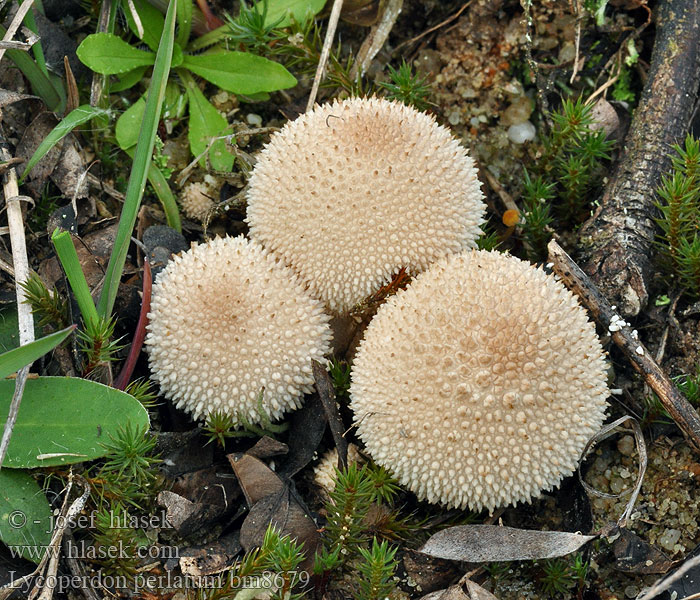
[145,236,332,424]
[246,96,485,314]
[349,250,609,512]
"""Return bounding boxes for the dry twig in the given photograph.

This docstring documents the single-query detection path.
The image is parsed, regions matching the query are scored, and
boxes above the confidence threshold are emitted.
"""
[0,145,35,469]
[548,240,700,453]
[306,0,344,111]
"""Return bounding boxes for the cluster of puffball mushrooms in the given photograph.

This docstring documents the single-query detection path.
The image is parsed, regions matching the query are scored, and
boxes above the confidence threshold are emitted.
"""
[145,97,609,513]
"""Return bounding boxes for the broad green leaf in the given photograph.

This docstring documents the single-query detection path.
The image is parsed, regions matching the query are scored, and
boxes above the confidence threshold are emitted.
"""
[257,0,326,27]
[0,470,52,563]
[185,79,234,172]
[111,66,148,93]
[0,377,150,468]
[125,0,165,51]
[183,51,297,95]
[20,105,111,182]
[77,34,155,75]
[0,326,74,380]
[176,0,193,46]
[97,0,177,318]
[115,97,146,151]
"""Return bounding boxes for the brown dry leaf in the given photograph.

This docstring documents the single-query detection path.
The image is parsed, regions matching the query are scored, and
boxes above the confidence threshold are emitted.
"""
[228,452,283,505]
[422,582,499,600]
[16,112,64,193]
[156,490,221,538]
[0,89,38,108]
[612,528,674,574]
[419,525,595,562]
[51,136,88,199]
[179,533,241,577]
[229,452,321,567]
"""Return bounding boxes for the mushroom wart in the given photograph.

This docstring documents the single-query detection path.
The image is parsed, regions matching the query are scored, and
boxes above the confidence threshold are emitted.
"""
[145,236,332,424]
[350,250,609,512]
[246,96,485,314]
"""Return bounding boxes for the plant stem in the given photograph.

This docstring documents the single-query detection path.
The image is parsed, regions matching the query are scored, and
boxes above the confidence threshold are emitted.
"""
[96,0,177,318]
[51,229,99,327]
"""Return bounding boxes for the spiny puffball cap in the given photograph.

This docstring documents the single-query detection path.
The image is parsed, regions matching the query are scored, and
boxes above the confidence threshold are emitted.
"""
[146,236,332,424]
[350,250,609,512]
[246,96,486,314]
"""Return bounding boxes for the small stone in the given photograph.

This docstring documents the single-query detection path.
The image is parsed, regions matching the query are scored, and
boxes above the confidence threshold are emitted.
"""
[609,476,626,494]
[501,96,533,126]
[507,121,536,144]
[617,435,635,457]
[246,113,263,127]
[625,585,639,598]
[658,528,681,551]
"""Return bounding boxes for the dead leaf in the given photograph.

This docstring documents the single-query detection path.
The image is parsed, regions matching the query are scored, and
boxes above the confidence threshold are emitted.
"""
[16,112,64,193]
[464,581,500,600]
[420,585,470,600]
[612,528,674,574]
[239,486,321,570]
[179,533,241,577]
[51,136,87,199]
[313,360,348,470]
[156,490,221,538]
[419,525,596,562]
[228,453,283,505]
[230,452,321,569]
[276,393,326,480]
[403,549,464,594]
[247,435,289,461]
[0,89,38,109]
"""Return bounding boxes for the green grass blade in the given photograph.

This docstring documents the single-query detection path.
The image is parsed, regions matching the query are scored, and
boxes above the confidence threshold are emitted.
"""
[51,230,99,327]
[176,0,193,46]
[147,164,182,232]
[96,0,177,318]
[1,37,62,111]
[0,325,75,380]
[20,3,48,76]
[20,105,110,183]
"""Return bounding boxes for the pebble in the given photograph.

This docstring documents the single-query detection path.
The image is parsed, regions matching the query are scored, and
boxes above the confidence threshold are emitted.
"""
[658,528,681,551]
[246,113,263,127]
[617,435,635,456]
[507,121,536,144]
[448,109,462,125]
[501,96,533,126]
[625,585,639,598]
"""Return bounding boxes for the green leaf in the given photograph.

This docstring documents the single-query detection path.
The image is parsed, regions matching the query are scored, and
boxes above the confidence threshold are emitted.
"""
[0,306,35,353]
[51,230,99,327]
[4,48,63,112]
[111,66,149,93]
[20,105,111,182]
[0,326,74,381]
[258,0,326,27]
[183,51,297,94]
[185,78,234,171]
[125,0,165,51]
[77,33,155,75]
[0,470,52,563]
[171,43,184,69]
[115,97,146,151]
[176,0,193,46]
[0,377,150,468]
[97,0,177,318]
